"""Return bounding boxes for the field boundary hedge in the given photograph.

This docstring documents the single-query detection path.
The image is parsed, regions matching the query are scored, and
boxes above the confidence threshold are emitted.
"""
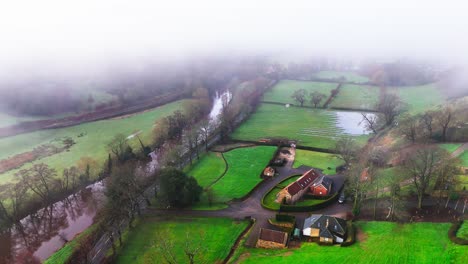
[448,220,468,245]
[228,139,337,154]
[323,83,342,108]
[328,106,379,113]
[223,217,255,264]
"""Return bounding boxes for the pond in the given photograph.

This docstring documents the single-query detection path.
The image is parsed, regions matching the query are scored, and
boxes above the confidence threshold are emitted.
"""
[335,111,376,135]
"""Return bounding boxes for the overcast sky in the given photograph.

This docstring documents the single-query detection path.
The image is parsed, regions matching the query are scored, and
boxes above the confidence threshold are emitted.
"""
[1,0,467,67]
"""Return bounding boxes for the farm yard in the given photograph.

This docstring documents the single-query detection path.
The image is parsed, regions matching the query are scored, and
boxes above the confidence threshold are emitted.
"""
[312,71,370,83]
[231,103,370,149]
[389,83,447,114]
[262,80,338,106]
[292,149,343,175]
[187,146,276,209]
[233,222,468,264]
[0,100,188,184]
[329,84,380,110]
[116,217,249,264]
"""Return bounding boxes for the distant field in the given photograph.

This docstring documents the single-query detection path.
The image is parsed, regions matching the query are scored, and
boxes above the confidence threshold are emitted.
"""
[329,84,380,110]
[231,103,369,149]
[390,83,446,114]
[190,146,276,209]
[0,100,188,183]
[312,71,369,83]
[116,217,248,264]
[262,80,338,105]
[292,150,343,175]
[234,222,468,264]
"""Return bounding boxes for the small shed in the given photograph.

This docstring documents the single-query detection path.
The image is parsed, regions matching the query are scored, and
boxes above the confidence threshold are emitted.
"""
[256,228,288,249]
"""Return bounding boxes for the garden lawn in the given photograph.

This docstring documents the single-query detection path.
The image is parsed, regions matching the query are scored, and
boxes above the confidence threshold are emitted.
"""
[457,221,468,240]
[210,146,276,202]
[262,80,338,105]
[185,152,226,187]
[234,222,468,264]
[390,83,446,114]
[116,217,248,264]
[293,150,344,174]
[329,84,380,110]
[312,71,369,83]
[262,176,301,210]
[459,150,468,167]
[231,103,369,149]
[439,143,462,153]
[454,175,468,191]
[0,100,188,184]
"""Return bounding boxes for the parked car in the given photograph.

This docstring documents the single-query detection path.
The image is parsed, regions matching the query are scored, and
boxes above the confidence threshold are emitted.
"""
[338,191,345,204]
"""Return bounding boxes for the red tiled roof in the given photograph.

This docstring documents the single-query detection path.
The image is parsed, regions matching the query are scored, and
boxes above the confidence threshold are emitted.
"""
[286,169,319,196]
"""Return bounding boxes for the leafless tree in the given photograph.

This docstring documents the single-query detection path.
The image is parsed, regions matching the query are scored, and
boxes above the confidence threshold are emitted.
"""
[334,137,359,166]
[398,114,420,143]
[199,118,212,151]
[310,91,326,108]
[421,110,435,139]
[376,92,403,127]
[291,89,307,107]
[153,229,206,264]
[20,163,57,204]
[435,106,454,142]
[360,113,379,133]
[400,146,441,209]
[107,133,128,162]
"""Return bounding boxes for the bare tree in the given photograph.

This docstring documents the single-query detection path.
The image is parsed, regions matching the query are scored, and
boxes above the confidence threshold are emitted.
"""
[435,106,454,142]
[153,229,206,264]
[398,114,420,143]
[20,163,57,204]
[310,91,326,108]
[183,230,206,264]
[335,137,359,166]
[400,146,441,209]
[360,113,379,133]
[376,92,403,127]
[421,110,435,139]
[291,89,307,107]
[199,118,212,151]
[345,163,369,214]
[107,133,128,162]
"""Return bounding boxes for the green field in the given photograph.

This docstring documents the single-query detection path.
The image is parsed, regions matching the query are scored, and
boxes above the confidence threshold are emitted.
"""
[231,103,369,149]
[116,217,248,264]
[329,84,380,110]
[390,83,446,114]
[312,71,369,83]
[234,222,467,264]
[439,143,462,153]
[454,175,468,191]
[0,100,188,183]
[189,146,276,209]
[185,152,226,187]
[262,80,338,105]
[459,150,468,167]
[458,221,468,240]
[293,149,344,174]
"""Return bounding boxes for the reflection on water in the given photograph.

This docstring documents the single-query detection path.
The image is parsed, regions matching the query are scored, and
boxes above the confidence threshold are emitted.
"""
[335,111,375,135]
[0,181,105,263]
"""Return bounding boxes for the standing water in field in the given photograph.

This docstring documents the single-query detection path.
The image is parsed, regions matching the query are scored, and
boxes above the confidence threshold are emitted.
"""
[335,111,375,135]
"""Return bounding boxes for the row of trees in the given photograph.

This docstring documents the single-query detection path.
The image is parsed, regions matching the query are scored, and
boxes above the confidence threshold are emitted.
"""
[399,106,455,142]
[291,89,331,108]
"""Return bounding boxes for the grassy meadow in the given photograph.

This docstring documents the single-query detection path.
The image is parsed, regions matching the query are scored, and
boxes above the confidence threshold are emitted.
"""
[116,217,249,264]
[293,149,344,174]
[188,146,276,209]
[231,103,369,149]
[329,84,380,110]
[0,100,188,184]
[439,143,462,153]
[234,222,468,264]
[390,83,446,114]
[262,80,338,105]
[312,71,369,83]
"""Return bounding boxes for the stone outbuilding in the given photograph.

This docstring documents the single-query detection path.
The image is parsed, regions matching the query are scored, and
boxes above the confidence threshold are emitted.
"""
[256,228,289,249]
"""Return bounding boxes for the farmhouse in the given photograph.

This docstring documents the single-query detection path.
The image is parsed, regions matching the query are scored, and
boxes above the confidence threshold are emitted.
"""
[310,176,333,196]
[302,215,347,244]
[256,228,289,249]
[276,169,320,204]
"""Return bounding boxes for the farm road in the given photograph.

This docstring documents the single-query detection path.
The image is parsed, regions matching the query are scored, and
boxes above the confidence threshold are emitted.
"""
[145,154,348,247]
